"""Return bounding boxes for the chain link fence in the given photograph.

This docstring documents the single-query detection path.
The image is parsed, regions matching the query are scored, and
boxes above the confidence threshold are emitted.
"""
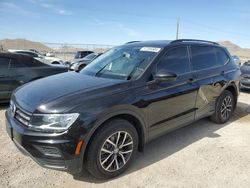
[43,42,115,61]
[0,39,116,61]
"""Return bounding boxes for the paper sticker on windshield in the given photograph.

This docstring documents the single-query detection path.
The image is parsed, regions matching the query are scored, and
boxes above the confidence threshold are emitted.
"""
[140,47,161,53]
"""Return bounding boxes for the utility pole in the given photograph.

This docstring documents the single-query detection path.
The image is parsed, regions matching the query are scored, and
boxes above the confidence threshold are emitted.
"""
[176,17,180,39]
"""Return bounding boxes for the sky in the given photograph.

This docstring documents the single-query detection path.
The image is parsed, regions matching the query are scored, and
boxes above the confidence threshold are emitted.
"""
[0,0,250,48]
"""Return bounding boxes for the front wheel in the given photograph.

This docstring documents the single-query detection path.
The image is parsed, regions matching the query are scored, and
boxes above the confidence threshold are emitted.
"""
[210,90,235,124]
[85,119,138,179]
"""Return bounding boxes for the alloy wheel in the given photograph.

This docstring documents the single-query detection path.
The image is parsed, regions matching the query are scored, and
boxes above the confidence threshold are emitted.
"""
[99,131,133,172]
[220,95,233,120]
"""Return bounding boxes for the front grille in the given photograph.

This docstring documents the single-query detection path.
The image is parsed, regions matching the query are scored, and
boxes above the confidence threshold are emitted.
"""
[10,101,32,127]
[242,75,250,79]
[242,82,250,87]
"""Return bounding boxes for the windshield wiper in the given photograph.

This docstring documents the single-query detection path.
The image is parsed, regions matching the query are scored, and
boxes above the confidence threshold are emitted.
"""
[95,62,112,77]
[95,55,123,77]
[126,58,145,80]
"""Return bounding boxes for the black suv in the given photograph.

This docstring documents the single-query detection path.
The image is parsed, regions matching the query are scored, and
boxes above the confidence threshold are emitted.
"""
[5,39,241,179]
[0,52,67,102]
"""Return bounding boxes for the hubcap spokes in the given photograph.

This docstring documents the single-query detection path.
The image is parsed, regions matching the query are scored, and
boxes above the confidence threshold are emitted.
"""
[100,131,133,172]
[221,96,232,120]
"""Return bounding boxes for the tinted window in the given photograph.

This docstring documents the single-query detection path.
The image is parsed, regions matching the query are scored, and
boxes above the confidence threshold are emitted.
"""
[16,51,38,58]
[215,48,229,65]
[191,45,217,71]
[0,57,10,69]
[157,47,190,74]
[10,58,26,68]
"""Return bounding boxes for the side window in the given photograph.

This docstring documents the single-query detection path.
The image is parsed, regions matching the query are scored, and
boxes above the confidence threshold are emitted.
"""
[10,58,26,68]
[157,46,190,74]
[215,48,230,65]
[191,45,217,71]
[27,52,38,58]
[0,57,10,69]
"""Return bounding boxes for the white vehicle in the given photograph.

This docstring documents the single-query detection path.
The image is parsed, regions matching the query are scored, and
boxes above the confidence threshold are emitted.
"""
[8,49,64,65]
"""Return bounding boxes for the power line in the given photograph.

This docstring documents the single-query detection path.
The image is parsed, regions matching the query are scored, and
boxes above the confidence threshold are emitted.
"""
[176,17,180,39]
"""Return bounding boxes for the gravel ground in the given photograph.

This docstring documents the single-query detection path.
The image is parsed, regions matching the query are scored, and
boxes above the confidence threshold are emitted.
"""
[0,92,250,188]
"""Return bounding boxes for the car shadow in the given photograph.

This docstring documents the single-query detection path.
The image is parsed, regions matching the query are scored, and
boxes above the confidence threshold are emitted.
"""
[0,103,9,110]
[73,101,250,183]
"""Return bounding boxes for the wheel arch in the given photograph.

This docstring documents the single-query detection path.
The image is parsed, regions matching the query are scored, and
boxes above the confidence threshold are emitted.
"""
[224,82,238,110]
[83,109,147,163]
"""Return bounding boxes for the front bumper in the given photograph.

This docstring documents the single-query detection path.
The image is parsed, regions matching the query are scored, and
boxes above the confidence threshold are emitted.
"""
[240,79,250,89]
[5,109,84,174]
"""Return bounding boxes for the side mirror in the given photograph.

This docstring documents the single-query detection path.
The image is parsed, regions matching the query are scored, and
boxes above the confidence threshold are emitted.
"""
[155,70,177,82]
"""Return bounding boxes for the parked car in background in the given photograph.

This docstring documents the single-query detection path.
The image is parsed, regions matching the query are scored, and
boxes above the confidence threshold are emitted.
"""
[5,39,240,179]
[0,52,67,102]
[232,55,241,66]
[74,50,94,59]
[69,53,102,72]
[240,60,250,89]
[8,49,64,65]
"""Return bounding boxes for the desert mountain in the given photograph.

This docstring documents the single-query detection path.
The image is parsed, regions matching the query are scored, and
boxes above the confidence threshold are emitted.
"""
[0,39,52,52]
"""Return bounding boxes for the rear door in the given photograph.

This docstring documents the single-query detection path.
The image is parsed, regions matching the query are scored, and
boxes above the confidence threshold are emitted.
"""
[0,57,11,100]
[190,44,228,119]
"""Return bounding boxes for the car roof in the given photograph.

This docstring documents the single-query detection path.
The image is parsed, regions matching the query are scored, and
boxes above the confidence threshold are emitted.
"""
[0,52,34,61]
[77,50,94,53]
[8,49,38,53]
[123,39,221,48]
[124,40,172,48]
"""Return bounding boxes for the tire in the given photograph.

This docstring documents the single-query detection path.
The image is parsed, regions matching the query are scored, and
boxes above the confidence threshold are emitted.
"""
[210,90,235,124]
[85,119,138,179]
[77,64,86,71]
[51,61,60,64]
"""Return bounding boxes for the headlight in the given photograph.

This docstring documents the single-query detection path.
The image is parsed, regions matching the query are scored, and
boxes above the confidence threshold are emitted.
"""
[70,63,78,69]
[29,113,79,132]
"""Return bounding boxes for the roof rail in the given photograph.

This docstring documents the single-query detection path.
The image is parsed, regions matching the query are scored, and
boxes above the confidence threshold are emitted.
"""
[170,39,219,45]
[125,41,141,44]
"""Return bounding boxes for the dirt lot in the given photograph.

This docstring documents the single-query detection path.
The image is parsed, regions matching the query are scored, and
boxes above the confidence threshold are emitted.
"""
[0,92,250,188]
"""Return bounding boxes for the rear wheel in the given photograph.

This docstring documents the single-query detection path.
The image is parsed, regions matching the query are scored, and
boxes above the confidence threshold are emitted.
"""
[210,90,234,124]
[85,119,138,179]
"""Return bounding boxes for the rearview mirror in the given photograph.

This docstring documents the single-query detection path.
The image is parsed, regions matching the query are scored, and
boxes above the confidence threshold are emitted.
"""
[155,70,177,82]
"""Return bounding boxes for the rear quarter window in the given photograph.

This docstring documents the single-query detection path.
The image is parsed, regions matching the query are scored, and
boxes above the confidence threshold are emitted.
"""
[215,47,230,65]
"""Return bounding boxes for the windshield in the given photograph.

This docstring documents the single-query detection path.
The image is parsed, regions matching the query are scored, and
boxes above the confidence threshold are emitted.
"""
[80,46,160,80]
[83,53,98,60]
[244,61,250,66]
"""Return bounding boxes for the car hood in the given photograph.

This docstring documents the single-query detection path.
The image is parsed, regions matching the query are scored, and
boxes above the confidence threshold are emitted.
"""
[13,72,126,113]
[240,65,250,75]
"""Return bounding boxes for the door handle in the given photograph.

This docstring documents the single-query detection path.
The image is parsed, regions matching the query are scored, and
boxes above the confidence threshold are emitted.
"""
[187,78,196,84]
[221,71,225,76]
[0,75,7,78]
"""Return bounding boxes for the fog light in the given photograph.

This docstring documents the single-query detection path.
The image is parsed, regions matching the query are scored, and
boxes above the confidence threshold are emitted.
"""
[34,145,62,158]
